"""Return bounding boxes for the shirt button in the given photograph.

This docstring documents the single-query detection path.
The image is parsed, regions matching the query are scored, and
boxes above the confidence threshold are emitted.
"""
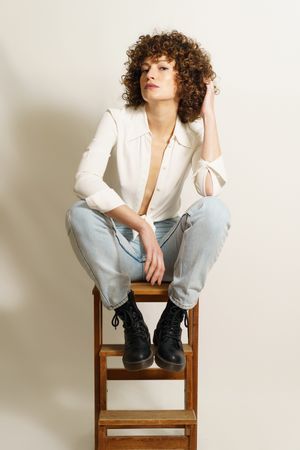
[162,166,166,170]
[156,187,160,191]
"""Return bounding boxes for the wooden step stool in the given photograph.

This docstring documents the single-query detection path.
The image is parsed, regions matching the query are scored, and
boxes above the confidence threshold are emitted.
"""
[93,281,199,449]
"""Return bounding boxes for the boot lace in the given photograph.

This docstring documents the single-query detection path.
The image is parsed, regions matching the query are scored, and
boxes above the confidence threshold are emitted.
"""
[111,308,149,342]
[111,313,120,329]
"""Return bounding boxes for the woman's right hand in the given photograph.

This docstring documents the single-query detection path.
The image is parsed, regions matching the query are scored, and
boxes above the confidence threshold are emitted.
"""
[138,222,165,286]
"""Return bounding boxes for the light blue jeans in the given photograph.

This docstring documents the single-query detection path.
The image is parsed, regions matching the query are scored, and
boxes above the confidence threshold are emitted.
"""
[65,197,231,311]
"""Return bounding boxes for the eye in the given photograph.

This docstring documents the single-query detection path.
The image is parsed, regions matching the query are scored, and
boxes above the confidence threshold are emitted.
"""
[140,66,169,73]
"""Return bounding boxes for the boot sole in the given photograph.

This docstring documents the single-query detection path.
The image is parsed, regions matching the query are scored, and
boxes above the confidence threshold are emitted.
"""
[123,350,154,371]
[153,345,186,372]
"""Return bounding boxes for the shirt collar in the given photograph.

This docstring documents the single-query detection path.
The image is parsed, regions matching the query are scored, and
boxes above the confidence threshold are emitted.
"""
[126,104,193,148]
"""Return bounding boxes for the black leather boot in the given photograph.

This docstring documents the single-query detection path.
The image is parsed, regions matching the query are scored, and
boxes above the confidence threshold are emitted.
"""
[153,298,189,372]
[111,290,154,371]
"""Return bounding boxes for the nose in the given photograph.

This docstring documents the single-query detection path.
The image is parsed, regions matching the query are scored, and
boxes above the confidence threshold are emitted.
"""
[146,66,157,80]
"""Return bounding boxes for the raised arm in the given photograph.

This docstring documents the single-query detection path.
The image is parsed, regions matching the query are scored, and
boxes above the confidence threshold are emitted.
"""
[191,80,228,196]
[191,113,228,196]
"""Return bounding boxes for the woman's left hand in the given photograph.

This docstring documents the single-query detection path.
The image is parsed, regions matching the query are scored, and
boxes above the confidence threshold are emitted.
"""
[200,78,215,117]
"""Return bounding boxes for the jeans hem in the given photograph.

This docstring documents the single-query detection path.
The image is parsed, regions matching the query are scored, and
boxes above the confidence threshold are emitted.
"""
[168,293,196,310]
[111,290,131,310]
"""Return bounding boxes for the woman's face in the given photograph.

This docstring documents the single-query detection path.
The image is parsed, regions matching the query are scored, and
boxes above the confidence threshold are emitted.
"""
[139,55,181,104]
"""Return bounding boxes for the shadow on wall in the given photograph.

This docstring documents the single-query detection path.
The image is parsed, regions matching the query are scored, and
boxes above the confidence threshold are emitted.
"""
[0,46,100,450]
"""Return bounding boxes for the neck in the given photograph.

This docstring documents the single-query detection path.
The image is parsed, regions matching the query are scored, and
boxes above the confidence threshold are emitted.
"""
[144,102,178,143]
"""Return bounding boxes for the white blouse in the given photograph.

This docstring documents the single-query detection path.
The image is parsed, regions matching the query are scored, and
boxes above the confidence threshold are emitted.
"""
[73,104,228,240]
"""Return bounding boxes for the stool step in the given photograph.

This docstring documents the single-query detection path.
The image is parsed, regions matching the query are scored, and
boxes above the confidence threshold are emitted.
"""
[100,344,193,356]
[107,367,186,380]
[131,282,170,296]
[99,409,196,427]
[104,435,189,449]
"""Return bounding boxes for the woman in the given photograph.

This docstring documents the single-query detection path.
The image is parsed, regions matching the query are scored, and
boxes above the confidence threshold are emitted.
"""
[65,30,231,373]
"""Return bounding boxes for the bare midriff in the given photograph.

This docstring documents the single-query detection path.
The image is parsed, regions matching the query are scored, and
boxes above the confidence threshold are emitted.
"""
[137,137,169,216]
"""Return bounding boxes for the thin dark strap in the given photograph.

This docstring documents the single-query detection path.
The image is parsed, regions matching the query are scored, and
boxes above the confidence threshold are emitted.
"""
[111,312,120,330]
[183,310,189,328]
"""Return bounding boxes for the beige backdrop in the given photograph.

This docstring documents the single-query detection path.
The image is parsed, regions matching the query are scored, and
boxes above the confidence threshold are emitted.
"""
[1,0,300,449]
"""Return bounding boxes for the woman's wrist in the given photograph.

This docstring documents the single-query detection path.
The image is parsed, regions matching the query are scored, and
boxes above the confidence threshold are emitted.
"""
[202,110,216,122]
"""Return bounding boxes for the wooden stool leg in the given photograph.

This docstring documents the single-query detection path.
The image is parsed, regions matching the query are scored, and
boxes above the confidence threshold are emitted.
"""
[189,424,197,450]
[93,286,102,450]
[187,301,199,450]
[192,303,199,416]
[98,426,106,449]
[192,302,199,450]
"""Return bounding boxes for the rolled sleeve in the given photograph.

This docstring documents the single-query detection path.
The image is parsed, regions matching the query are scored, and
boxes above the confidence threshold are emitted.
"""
[192,153,228,196]
[73,109,126,213]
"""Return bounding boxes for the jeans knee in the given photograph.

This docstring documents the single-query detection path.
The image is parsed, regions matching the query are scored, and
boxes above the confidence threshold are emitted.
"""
[188,196,231,232]
[65,200,91,234]
[65,200,113,238]
[203,196,231,230]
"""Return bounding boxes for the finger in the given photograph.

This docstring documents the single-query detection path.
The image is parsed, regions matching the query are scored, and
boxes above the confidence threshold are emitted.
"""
[150,269,162,285]
[158,266,165,285]
[144,254,152,273]
[149,259,164,285]
[146,259,157,282]
[154,254,165,285]
[145,253,156,275]
[144,250,153,273]
[146,253,158,281]
[145,253,155,275]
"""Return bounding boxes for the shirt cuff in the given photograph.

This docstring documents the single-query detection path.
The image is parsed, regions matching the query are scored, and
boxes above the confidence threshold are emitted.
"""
[85,189,126,213]
[193,154,228,184]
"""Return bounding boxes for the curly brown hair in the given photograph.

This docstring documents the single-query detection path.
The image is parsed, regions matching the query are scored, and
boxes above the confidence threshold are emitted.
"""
[120,29,219,123]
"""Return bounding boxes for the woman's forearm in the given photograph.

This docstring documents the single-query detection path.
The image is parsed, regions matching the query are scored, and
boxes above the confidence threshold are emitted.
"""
[105,204,148,232]
[202,112,222,195]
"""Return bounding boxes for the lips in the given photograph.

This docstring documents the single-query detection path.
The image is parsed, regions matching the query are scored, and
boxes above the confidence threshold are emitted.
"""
[145,83,159,88]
